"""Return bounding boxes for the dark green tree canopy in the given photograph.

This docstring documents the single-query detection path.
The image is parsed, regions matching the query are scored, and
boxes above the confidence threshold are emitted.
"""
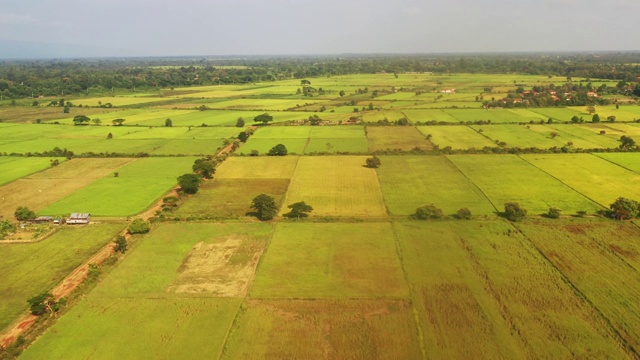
[609,197,640,220]
[127,219,151,234]
[73,115,90,125]
[192,158,216,179]
[268,144,288,156]
[285,201,313,218]
[253,113,273,125]
[366,156,381,168]
[177,173,202,194]
[251,194,278,221]
[504,202,527,222]
[14,206,36,221]
[415,204,444,220]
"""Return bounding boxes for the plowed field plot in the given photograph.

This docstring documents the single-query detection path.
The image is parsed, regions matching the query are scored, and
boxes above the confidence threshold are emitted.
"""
[367,126,433,151]
[448,154,602,214]
[214,156,299,179]
[40,157,196,216]
[89,222,271,298]
[0,158,135,219]
[281,156,387,217]
[251,223,408,298]
[0,224,123,332]
[409,220,627,358]
[376,155,496,216]
[521,153,640,208]
[517,219,640,353]
[221,299,422,360]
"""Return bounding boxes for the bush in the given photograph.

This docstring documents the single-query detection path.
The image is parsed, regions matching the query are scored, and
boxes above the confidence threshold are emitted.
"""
[546,207,561,219]
[268,144,288,156]
[504,202,527,222]
[454,207,472,220]
[127,219,151,234]
[415,204,444,220]
[27,292,60,316]
[113,235,128,253]
[609,197,640,220]
[14,206,36,221]
[365,156,381,168]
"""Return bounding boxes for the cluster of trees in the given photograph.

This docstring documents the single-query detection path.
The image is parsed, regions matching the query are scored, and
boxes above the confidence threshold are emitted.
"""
[250,194,313,221]
[2,53,640,99]
[414,205,472,220]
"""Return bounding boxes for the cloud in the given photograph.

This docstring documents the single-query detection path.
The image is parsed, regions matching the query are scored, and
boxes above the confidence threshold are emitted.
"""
[0,12,35,25]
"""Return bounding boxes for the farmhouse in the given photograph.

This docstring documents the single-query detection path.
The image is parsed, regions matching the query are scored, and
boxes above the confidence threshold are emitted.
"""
[29,216,54,224]
[67,213,91,225]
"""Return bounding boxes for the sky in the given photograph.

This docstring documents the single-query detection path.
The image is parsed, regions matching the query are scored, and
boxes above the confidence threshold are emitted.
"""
[0,0,638,58]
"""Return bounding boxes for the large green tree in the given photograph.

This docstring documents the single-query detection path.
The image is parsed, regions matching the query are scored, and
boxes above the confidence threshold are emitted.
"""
[14,206,36,221]
[609,197,640,220]
[503,202,527,222]
[73,115,90,126]
[177,173,202,194]
[268,144,288,156]
[253,113,273,125]
[284,201,313,218]
[251,194,278,221]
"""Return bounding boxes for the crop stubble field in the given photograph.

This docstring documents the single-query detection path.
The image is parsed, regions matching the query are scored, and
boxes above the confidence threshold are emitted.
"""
[4,72,640,359]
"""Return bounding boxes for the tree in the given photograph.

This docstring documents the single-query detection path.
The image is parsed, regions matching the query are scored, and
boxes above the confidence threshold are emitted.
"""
[268,144,288,156]
[238,131,249,142]
[254,113,273,125]
[235,117,245,127]
[192,158,216,179]
[284,201,313,218]
[619,135,636,150]
[586,106,596,115]
[112,118,125,126]
[27,292,61,316]
[415,204,444,220]
[339,90,345,97]
[592,113,600,123]
[113,235,127,253]
[397,117,409,126]
[14,206,36,221]
[455,207,472,220]
[546,207,561,219]
[504,202,527,222]
[91,118,101,125]
[165,118,173,127]
[177,173,202,194]
[609,197,640,220]
[73,115,90,126]
[571,115,580,123]
[0,219,16,238]
[127,219,151,234]
[63,105,70,114]
[365,156,381,168]
[107,132,113,139]
[251,194,278,221]
[607,115,616,123]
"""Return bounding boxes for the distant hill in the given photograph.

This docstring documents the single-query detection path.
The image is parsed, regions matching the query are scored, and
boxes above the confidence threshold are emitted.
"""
[0,39,128,60]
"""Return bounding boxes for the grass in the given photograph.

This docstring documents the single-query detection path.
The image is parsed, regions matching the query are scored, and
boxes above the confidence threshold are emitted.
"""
[40,157,197,216]
[221,299,422,359]
[402,109,459,123]
[0,224,124,332]
[376,155,496,216]
[521,153,640,209]
[448,154,602,214]
[595,153,640,173]
[366,126,433,151]
[0,158,135,219]
[215,156,299,179]
[281,156,387,217]
[0,157,65,186]
[416,125,495,149]
[250,222,408,298]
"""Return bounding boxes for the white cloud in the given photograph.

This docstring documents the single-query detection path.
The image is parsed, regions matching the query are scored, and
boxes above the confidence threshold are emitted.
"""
[0,12,35,25]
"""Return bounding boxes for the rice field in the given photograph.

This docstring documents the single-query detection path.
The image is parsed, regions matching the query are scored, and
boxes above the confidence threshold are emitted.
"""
[416,125,495,149]
[0,157,64,186]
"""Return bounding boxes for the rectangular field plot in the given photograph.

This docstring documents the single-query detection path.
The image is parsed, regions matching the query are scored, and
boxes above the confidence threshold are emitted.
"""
[237,138,307,155]
[20,298,240,360]
[176,178,290,217]
[215,156,299,179]
[281,156,387,217]
[0,157,64,186]
[205,98,329,111]
[377,156,496,216]
[68,96,168,107]
[449,220,629,358]
[545,124,620,148]
[531,108,584,122]
[444,109,525,123]
[470,124,567,148]
[367,126,433,151]
[0,224,124,332]
[402,109,459,123]
[395,222,524,359]
[91,222,272,299]
[40,157,196,217]
[221,299,421,360]
[305,126,369,153]
[517,219,640,353]
[0,158,135,219]
[250,223,408,298]
[417,125,495,149]
[595,153,640,173]
[448,155,602,214]
[521,153,640,208]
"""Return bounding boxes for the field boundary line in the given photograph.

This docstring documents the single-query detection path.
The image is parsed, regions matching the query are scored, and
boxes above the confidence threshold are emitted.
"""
[510,223,640,358]
[591,153,640,175]
[466,124,498,144]
[544,123,603,148]
[443,155,499,213]
[390,223,427,359]
[517,154,607,209]
[215,299,245,360]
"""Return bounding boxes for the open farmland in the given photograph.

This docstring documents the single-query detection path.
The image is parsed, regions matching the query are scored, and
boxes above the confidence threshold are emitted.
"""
[366,126,433,151]
[0,158,135,219]
[416,125,495,149]
[376,156,496,216]
[448,154,602,214]
[0,157,64,186]
[0,224,124,332]
[281,156,387,217]
[40,157,197,217]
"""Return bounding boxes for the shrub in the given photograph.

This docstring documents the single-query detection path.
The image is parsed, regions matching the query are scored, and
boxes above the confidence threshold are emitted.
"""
[546,207,561,219]
[504,202,527,222]
[365,156,381,168]
[268,144,287,156]
[609,197,640,220]
[454,207,472,220]
[113,235,128,253]
[415,204,444,220]
[127,219,151,234]
[14,206,36,221]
